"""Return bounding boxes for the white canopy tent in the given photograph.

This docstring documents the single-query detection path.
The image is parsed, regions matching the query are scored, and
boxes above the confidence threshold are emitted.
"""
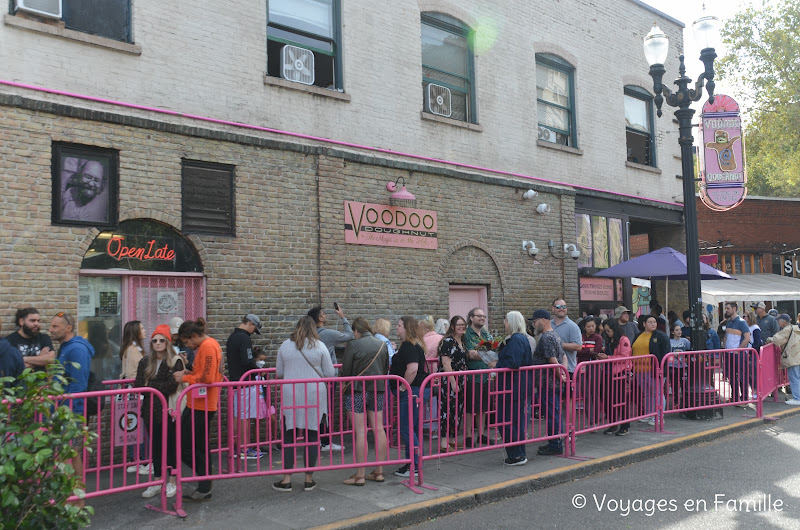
[701,274,800,306]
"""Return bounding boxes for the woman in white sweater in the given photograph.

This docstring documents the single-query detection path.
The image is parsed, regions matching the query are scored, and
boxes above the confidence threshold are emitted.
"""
[273,316,335,493]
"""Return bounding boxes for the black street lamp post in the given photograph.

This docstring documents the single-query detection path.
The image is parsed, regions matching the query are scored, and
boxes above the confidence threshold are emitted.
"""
[643,13,721,351]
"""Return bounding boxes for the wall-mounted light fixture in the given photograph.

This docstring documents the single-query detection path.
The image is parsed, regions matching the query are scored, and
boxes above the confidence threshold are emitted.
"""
[536,203,550,214]
[386,177,417,208]
[522,240,539,256]
[548,240,580,260]
[522,189,538,200]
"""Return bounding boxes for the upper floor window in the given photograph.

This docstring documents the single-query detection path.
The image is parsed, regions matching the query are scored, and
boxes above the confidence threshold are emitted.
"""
[421,12,476,123]
[536,54,576,147]
[624,86,655,166]
[13,0,132,43]
[267,0,342,90]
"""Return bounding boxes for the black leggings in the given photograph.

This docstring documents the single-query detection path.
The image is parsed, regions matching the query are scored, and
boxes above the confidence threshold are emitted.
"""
[150,417,177,479]
[283,426,319,470]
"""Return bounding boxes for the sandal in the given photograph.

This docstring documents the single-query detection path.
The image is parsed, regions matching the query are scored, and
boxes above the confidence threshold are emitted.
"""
[365,470,385,482]
[343,474,365,486]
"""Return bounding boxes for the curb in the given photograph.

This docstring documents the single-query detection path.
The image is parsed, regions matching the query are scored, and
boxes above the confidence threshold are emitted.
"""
[313,405,800,530]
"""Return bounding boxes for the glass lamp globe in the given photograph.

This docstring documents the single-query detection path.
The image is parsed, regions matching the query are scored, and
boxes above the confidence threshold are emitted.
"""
[692,9,721,50]
[643,23,669,66]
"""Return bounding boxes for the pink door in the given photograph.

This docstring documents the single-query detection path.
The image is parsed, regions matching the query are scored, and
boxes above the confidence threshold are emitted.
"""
[449,285,488,322]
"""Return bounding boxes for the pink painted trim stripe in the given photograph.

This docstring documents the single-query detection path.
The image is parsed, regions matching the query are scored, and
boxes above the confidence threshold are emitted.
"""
[1,79,682,207]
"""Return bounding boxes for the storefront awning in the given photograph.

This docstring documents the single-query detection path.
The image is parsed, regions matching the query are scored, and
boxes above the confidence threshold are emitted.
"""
[702,273,800,306]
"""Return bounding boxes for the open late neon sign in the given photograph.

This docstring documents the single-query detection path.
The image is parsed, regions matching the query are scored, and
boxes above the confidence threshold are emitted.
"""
[107,236,175,261]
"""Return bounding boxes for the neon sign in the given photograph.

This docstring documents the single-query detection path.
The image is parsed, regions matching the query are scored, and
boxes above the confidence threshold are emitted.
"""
[107,236,175,261]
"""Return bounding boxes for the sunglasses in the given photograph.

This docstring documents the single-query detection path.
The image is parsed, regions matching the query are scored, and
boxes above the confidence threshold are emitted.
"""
[151,338,168,344]
[554,304,567,309]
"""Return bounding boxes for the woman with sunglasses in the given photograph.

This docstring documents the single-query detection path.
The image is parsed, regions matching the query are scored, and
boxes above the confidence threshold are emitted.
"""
[134,324,185,499]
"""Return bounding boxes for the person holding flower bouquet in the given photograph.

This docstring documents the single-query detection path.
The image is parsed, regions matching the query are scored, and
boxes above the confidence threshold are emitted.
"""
[437,316,469,450]
[464,308,492,445]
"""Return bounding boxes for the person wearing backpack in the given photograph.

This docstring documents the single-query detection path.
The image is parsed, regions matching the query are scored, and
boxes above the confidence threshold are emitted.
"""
[766,321,800,406]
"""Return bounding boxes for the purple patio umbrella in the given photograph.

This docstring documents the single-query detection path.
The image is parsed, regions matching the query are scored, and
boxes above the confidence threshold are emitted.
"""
[593,247,734,314]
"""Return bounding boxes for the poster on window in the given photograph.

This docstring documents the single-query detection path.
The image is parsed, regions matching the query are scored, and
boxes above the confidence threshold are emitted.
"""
[114,396,141,447]
[157,291,179,314]
[99,291,119,316]
[78,285,95,318]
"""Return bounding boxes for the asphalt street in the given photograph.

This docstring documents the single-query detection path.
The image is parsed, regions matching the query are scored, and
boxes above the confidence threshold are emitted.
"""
[411,413,800,529]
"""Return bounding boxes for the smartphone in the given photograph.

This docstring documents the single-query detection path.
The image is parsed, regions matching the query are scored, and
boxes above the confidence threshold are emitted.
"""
[334,302,340,311]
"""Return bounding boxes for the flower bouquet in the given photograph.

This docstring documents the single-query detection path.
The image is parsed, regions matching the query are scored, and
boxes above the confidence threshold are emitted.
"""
[476,333,505,365]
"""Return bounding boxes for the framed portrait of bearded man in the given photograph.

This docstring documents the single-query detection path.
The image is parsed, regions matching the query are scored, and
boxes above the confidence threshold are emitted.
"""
[52,143,118,227]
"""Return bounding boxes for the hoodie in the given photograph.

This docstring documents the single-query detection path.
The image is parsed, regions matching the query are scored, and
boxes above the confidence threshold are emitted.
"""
[0,338,24,384]
[58,335,96,415]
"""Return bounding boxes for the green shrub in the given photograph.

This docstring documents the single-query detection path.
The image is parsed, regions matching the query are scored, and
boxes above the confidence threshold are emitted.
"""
[1,363,96,529]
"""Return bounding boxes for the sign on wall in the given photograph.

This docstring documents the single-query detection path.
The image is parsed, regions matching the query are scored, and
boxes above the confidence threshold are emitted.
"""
[579,277,615,301]
[699,95,747,212]
[344,201,438,249]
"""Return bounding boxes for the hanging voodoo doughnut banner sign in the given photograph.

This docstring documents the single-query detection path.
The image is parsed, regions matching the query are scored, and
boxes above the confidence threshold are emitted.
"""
[698,94,747,212]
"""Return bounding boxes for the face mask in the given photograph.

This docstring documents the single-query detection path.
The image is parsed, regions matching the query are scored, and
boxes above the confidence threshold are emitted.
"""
[255,360,266,368]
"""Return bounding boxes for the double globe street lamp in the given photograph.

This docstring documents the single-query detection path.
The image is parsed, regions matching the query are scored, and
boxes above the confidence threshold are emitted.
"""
[643,10,721,350]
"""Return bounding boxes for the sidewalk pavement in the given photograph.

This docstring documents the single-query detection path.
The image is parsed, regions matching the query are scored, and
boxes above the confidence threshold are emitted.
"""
[86,399,800,529]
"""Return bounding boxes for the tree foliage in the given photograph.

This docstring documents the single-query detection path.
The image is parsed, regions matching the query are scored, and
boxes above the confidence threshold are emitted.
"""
[0,364,95,529]
[717,0,800,196]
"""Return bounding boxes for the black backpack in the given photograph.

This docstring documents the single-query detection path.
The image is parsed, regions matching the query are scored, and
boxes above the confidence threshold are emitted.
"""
[84,371,106,417]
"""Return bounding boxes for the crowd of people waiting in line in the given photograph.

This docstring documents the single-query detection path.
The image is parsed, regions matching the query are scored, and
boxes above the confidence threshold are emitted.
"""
[2,298,800,502]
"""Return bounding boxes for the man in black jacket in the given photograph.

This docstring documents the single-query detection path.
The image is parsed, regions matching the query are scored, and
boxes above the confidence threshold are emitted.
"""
[226,314,262,460]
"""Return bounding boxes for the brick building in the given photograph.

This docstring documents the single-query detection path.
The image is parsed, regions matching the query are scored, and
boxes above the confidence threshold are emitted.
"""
[697,195,800,318]
[0,0,689,378]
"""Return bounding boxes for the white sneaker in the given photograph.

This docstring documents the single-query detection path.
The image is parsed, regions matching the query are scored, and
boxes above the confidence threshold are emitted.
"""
[322,443,344,451]
[142,485,161,498]
[165,483,177,498]
[785,399,800,406]
[645,418,656,426]
[127,465,138,473]
[138,464,152,475]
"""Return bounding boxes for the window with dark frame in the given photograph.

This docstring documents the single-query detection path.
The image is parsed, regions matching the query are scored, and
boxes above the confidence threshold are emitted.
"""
[536,54,576,147]
[575,213,625,269]
[181,160,235,236]
[13,0,133,43]
[266,0,342,90]
[421,12,476,124]
[624,86,656,167]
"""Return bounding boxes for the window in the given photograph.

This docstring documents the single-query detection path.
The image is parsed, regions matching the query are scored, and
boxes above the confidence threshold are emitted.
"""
[575,213,625,269]
[536,54,576,147]
[182,160,235,236]
[13,0,133,42]
[266,0,342,90]
[624,86,655,166]
[421,12,476,123]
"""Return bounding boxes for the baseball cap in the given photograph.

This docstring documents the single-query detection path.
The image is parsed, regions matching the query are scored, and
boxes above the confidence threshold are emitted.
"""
[245,314,263,334]
[614,306,631,318]
[778,313,792,323]
[528,309,552,321]
[168,317,184,335]
[750,301,766,310]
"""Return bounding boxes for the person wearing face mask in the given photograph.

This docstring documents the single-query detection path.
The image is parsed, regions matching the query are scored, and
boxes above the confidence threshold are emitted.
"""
[226,314,264,461]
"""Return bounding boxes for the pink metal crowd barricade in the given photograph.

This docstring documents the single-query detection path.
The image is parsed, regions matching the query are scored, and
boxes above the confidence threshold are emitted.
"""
[570,355,659,451]
[172,374,417,516]
[659,348,760,421]
[759,343,789,404]
[415,365,570,486]
[60,387,174,514]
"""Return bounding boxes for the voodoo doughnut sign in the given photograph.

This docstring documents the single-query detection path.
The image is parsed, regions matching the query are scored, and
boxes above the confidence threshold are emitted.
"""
[698,94,747,212]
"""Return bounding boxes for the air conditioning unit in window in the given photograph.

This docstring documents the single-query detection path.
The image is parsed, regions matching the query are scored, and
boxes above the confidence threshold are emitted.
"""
[426,83,452,118]
[538,125,557,143]
[281,45,315,86]
[15,0,62,19]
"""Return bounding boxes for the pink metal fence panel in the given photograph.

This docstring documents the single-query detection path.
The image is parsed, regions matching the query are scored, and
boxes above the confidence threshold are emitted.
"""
[759,343,788,404]
[61,387,173,514]
[571,355,659,450]
[415,365,570,486]
[659,348,759,420]
[172,375,417,516]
